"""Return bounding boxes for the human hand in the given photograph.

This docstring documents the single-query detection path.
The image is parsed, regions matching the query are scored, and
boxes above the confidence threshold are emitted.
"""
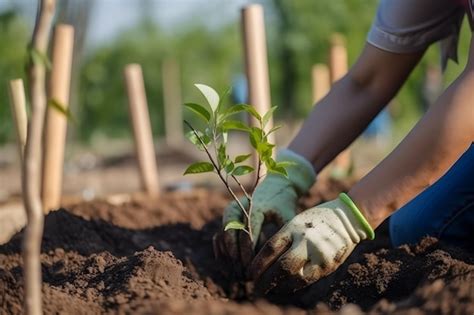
[213,149,316,269]
[248,193,374,294]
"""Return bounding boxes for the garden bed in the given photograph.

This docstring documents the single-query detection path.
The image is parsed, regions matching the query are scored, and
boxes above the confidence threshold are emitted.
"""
[0,179,473,314]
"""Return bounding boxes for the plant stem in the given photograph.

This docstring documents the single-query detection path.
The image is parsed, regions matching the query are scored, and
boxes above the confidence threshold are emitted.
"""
[184,120,253,242]
[23,1,56,315]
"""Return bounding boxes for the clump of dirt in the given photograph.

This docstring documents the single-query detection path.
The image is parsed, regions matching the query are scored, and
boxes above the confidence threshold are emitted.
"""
[0,185,473,314]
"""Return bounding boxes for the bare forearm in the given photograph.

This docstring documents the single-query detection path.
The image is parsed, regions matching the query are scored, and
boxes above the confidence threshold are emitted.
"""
[349,70,474,227]
[289,44,423,173]
[289,76,386,172]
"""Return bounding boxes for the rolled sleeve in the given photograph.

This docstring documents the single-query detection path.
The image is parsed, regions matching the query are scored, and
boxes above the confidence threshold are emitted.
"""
[367,0,465,69]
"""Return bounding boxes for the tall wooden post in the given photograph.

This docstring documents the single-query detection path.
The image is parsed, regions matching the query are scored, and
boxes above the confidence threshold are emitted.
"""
[42,24,74,212]
[329,33,352,178]
[241,4,275,175]
[311,64,330,104]
[162,58,183,146]
[124,64,160,198]
[8,79,28,160]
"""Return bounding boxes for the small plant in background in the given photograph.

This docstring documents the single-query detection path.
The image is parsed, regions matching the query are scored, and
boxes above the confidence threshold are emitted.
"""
[183,83,291,242]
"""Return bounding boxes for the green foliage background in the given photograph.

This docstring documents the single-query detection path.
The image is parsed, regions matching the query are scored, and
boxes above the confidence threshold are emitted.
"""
[0,1,471,144]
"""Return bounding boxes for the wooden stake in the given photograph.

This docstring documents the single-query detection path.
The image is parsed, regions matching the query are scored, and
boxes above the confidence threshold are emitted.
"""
[311,64,330,104]
[241,4,275,175]
[8,79,28,160]
[124,64,160,198]
[42,24,74,212]
[162,58,183,146]
[329,33,348,83]
[329,33,352,177]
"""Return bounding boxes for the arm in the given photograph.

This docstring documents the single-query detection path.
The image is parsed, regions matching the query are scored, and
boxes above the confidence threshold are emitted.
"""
[350,36,474,226]
[289,43,424,172]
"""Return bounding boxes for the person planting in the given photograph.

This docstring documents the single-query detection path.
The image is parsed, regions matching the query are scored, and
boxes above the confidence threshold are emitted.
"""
[216,0,474,294]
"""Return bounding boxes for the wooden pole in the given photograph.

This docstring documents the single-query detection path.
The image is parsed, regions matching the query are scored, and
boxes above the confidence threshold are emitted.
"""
[311,64,330,104]
[8,79,28,160]
[42,24,74,212]
[329,33,352,178]
[162,58,183,146]
[329,33,348,83]
[241,4,275,176]
[123,64,160,198]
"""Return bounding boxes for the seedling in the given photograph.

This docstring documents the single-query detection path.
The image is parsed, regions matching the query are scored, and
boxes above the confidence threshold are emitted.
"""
[183,84,291,242]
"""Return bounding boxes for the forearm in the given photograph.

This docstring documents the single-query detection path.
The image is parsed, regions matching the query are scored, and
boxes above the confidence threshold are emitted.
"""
[289,75,386,172]
[288,44,423,173]
[349,70,474,227]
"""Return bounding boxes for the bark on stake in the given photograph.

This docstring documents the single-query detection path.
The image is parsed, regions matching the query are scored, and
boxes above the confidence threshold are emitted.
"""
[242,4,275,175]
[23,0,56,314]
[162,58,183,146]
[42,24,74,212]
[311,64,330,104]
[124,64,160,198]
[8,79,28,160]
[329,34,352,177]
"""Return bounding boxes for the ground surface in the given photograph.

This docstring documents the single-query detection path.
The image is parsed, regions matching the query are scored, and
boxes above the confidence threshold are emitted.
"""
[0,180,473,314]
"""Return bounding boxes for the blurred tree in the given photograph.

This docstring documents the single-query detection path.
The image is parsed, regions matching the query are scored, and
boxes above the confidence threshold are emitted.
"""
[0,9,29,144]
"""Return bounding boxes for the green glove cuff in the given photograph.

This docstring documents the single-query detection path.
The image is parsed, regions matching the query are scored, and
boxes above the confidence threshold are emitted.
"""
[339,193,375,240]
[275,149,316,195]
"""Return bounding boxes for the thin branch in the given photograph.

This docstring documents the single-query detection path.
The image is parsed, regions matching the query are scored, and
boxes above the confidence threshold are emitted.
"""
[22,1,56,315]
[253,159,262,191]
[231,175,251,201]
[184,120,252,241]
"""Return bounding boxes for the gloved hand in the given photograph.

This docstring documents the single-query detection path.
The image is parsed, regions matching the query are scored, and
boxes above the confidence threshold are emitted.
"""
[248,193,375,294]
[213,149,316,267]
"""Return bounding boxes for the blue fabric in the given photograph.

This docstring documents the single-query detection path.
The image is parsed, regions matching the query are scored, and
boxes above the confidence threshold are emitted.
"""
[389,144,474,250]
[231,75,248,104]
[363,109,392,138]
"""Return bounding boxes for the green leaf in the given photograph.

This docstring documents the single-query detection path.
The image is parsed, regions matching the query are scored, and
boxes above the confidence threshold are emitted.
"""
[262,106,277,127]
[275,161,296,168]
[218,144,227,166]
[267,166,288,178]
[221,120,250,132]
[249,127,264,149]
[223,103,261,121]
[232,165,254,176]
[184,161,214,175]
[267,125,282,135]
[29,47,51,70]
[195,84,219,112]
[185,130,210,151]
[224,161,235,174]
[256,142,275,158]
[234,154,251,163]
[240,103,261,121]
[184,103,211,122]
[47,99,76,124]
[217,86,231,114]
[224,220,246,231]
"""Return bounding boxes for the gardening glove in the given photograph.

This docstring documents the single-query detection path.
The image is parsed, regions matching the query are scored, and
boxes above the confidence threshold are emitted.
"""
[249,193,375,294]
[213,149,316,268]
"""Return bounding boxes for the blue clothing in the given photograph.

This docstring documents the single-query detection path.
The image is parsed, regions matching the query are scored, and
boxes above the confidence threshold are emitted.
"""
[389,144,474,251]
[363,109,392,138]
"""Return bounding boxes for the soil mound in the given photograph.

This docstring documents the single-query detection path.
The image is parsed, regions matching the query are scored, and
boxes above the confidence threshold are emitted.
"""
[0,188,472,314]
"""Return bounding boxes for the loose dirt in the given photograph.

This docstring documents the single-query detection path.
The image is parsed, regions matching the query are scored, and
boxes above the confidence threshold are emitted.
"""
[0,179,473,314]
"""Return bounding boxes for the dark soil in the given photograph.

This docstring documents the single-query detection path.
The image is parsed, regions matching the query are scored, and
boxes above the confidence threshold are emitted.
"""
[0,179,473,314]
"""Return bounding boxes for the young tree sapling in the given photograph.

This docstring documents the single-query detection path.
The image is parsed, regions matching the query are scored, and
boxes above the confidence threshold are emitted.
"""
[183,83,292,242]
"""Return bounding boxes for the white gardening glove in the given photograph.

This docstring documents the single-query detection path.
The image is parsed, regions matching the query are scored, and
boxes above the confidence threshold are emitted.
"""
[213,149,316,267]
[249,193,375,294]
